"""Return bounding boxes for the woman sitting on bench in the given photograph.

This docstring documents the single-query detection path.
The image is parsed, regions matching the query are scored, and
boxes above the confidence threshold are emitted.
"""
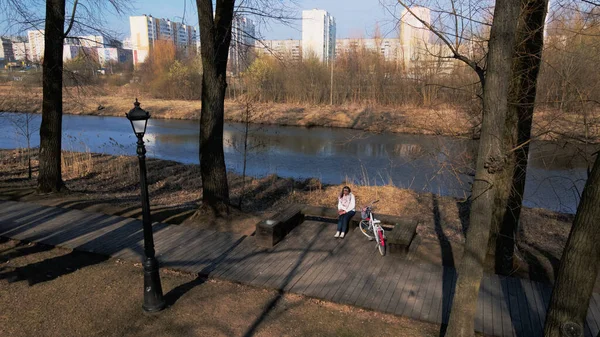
[335,186,356,238]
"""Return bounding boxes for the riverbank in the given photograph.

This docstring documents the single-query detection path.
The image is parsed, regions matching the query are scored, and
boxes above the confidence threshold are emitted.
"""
[0,85,475,136]
[0,148,578,287]
[2,83,597,141]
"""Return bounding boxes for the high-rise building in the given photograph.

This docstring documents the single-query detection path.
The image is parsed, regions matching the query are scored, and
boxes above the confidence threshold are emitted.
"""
[255,39,302,61]
[301,9,336,63]
[0,37,14,63]
[228,16,256,74]
[336,38,403,62]
[27,30,45,62]
[10,37,30,61]
[129,15,198,65]
[399,7,431,66]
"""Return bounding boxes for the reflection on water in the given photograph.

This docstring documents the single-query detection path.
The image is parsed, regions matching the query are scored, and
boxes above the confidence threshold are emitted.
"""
[0,113,593,214]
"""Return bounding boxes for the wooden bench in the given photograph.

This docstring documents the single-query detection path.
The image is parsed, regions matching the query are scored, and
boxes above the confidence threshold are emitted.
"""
[255,204,305,248]
[386,220,419,255]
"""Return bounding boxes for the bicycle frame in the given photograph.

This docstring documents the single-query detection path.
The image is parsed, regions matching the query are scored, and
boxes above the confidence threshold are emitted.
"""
[367,208,385,246]
[361,200,385,255]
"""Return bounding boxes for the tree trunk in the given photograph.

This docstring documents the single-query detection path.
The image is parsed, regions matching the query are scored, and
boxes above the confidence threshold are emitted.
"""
[544,153,600,337]
[196,0,234,215]
[490,0,549,275]
[38,0,66,193]
[445,0,521,336]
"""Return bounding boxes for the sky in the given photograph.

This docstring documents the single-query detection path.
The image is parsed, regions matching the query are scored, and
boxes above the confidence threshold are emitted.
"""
[96,0,401,41]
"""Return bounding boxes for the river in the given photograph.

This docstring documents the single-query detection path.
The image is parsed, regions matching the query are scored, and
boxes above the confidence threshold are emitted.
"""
[0,112,590,214]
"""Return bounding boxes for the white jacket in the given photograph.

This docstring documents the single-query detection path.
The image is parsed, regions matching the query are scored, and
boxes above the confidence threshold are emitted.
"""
[338,193,356,212]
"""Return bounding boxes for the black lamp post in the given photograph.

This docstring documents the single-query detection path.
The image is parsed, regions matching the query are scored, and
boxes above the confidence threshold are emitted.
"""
[126,98,165,313]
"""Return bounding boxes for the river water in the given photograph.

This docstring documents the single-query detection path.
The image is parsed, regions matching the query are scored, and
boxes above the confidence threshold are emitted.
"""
[0,113,590,214]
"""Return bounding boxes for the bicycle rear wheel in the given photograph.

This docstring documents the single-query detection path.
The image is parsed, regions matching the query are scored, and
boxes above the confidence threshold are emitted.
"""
[377,228,386,256]
[359,220,374,239]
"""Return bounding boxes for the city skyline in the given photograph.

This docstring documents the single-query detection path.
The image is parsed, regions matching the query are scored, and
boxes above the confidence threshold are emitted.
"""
[0,1,397,42]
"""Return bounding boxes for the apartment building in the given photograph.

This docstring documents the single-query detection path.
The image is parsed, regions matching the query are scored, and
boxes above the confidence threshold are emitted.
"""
[129,15,198,65]
[254,39,302,61]
[301,9,336,63]
[336,38,403,62]
[228,16,256,74]
[27,30,45,62]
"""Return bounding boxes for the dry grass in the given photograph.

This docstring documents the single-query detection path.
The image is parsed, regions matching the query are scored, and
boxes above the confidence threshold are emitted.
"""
[2,83,599,142]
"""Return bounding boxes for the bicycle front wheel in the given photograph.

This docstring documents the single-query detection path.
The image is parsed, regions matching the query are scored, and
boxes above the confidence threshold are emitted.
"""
[359,220,374,239]
[377,228,386,256]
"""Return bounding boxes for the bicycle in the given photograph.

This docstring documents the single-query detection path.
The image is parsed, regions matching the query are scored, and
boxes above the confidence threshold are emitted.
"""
[359,200,386,256]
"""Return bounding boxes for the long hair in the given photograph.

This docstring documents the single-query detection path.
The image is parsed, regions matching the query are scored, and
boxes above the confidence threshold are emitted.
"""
[339,186,351,198]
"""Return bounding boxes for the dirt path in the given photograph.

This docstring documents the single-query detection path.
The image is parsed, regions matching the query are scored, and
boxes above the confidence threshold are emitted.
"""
[0,238,442,337]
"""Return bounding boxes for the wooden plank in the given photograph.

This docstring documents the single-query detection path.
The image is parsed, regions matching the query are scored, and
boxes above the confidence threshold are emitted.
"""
[160,229,220,266]
[427,267,446,325]
[499,276,515,337]
[371,257,405,312]
[321,228,369,301]
[287,225,340,294]
[259,222,324,290]
[363,254,397,311]
[272,222,333,291]
[353,248,387,308]
[589,294,600,336]
[44,213,113,245]
[331,236,376,304]
[215,243,262,281]
[69,219,134,253]
[179,232,244,271]
[439,267,456,324]
[0,203,57,226]
[275,222,338,291]
[0,208,69,238]
[585,307,596,337]
[11,210,93,243]
[419,266,440,322]
[171,231,235,271]
[13,210,95,244]
[410,264,433,320]
[474,275,485,334]
[220,243,266,282]
[334,238,377,304]
[515,279,534,337]
[522,280,543,336]
[489,275,505,337]
[302,230,349,298]
[384,263,414,314]
[315,228,361,300]
[209,238,256,278]
[480,276,494,336]
[507,277,524,336]
[395,263,425,316]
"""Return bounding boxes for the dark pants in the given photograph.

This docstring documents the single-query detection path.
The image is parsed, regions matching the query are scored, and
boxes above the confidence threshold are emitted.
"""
[337,211,356,234]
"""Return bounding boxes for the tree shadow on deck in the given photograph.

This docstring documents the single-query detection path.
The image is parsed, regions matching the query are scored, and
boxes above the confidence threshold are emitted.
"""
[434,194,456,337]
[241,225,327,337]
[163,235,246,307]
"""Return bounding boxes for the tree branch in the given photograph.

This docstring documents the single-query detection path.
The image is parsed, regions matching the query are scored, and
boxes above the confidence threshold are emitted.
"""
[63,0,79,38]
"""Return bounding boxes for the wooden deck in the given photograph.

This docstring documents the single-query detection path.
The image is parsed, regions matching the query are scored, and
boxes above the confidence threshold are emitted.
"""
[0,200,598,337]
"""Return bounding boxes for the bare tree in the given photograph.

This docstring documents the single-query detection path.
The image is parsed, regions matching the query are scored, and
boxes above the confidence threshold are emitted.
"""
[491,0,549,275]
[194,0,236,215]
[543,150,600,337]
[8,111,40,179]
[445,0,521,335]
[1,0,127,193]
